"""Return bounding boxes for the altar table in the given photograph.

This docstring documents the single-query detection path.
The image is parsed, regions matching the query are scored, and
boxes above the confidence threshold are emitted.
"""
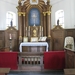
[19,42,48,52]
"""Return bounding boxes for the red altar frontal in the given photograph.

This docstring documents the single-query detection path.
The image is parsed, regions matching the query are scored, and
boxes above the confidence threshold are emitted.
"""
[0,52,18,70]
[44,51,65,70]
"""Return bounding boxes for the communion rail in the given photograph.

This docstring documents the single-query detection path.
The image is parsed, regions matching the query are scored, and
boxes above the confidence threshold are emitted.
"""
[18,52,43,71]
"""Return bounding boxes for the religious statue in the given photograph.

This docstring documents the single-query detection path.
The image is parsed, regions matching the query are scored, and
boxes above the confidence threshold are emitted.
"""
[10,20,13,27]
[18,0,22,4]
[57,19,59,25]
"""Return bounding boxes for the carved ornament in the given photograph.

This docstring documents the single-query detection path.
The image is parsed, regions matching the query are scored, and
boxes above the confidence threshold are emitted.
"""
[46,11,51,15]
[18,12,26,16]
[43,12,46,16]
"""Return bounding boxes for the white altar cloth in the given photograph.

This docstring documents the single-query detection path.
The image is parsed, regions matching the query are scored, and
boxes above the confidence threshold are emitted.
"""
[19,42,48,52]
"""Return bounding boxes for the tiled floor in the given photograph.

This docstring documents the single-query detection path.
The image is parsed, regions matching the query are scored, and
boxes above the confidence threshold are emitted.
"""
[8,70,64,75]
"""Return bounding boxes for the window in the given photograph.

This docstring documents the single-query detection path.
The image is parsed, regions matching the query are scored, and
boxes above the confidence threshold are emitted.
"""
[6,11,16,28]
[55,10,64,28]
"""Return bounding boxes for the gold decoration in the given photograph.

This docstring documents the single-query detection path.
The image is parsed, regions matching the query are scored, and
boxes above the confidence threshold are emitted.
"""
[32,0,37,2]
[19,36,22,39]
[47,11,51,15]
[18,12,26,16]
[33,29,37,36]
[48,35,51,37]
[33,30,36,33]
[23,12,26,16]
[18,12,22,16]
[43,12,46,16]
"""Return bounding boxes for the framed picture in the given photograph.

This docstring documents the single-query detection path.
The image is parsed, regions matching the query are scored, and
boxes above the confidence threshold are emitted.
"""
[31,37,38,42]
[38,36,47,41]
[23,37,28,42]
[30,0,38,5]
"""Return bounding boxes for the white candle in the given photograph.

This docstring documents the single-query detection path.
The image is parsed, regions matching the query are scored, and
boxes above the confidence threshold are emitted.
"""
[26,27,27,30]
[29,26,30,31]
[42,27,43,31]
[40,26,41,31]
[9,34,12,39]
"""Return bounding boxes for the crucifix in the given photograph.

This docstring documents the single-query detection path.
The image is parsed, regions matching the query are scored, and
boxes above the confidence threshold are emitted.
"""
[32,12,37,26]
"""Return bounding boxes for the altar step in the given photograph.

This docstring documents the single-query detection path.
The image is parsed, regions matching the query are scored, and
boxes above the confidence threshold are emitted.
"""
[18,66,44,71]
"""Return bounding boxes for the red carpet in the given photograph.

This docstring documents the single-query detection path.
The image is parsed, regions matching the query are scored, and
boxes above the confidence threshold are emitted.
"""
[0,52,18,70]
[44,51,65,70]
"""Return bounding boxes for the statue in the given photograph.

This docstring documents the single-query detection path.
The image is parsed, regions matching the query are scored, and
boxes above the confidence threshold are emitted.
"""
[18,0,22,4]
[10,20,13,27]
[57,19,59,25]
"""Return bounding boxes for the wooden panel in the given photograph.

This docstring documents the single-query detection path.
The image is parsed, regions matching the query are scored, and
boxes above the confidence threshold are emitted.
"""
[65,29,75,38]
[51,28,75,51]
[22,46,45,52]
[51,26,65,50]
[0,31,5,49]
[65,49,75,68]
[5,27,18,51]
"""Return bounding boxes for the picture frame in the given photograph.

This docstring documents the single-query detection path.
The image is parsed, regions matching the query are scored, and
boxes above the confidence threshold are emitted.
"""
[38,36,47,41]
[31,37,38,42]
[23,37,28,42]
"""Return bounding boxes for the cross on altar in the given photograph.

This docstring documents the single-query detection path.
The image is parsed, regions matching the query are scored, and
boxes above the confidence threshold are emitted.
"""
[32,12,37,26]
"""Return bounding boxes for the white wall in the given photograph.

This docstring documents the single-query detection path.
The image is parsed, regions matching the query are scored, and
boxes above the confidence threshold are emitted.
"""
[51,0,75,29]
[0,0,18,30]
[0,0,75,30]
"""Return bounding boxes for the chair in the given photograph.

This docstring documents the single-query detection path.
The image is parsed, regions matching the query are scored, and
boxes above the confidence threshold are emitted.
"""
[64,36,74,50]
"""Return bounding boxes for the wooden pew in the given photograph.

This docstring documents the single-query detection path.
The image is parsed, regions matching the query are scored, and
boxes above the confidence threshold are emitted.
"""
[0,68,10,75]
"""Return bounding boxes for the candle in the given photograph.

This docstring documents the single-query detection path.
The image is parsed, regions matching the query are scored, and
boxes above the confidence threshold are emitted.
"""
[40,26,41,31]
[9,34,12,39]
[26,27,27,30]
[42,27,43,31]
[29,26,30,31]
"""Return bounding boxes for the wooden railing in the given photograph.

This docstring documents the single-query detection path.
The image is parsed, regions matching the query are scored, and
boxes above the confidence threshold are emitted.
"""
[18,52,44,71]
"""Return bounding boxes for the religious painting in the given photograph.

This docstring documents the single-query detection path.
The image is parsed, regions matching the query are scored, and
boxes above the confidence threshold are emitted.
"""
[30,0,38,5]
[28,8,40,26]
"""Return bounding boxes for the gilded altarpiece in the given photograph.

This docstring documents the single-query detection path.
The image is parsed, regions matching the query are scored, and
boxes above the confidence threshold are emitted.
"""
[17,0,52,52]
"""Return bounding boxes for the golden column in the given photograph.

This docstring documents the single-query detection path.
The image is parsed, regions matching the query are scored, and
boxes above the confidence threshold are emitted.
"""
[43,12,46,36]
[46,0,51,37]
[17,0,23,44]
[18,12,22,44]
[23,12,26,37]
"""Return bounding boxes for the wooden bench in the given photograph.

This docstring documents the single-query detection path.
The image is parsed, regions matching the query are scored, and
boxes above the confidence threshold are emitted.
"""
[64,69,75,75]
[0,68,10,75]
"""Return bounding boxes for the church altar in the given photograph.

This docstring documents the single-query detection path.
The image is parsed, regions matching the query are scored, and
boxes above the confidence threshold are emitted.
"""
[19,42,48,52]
